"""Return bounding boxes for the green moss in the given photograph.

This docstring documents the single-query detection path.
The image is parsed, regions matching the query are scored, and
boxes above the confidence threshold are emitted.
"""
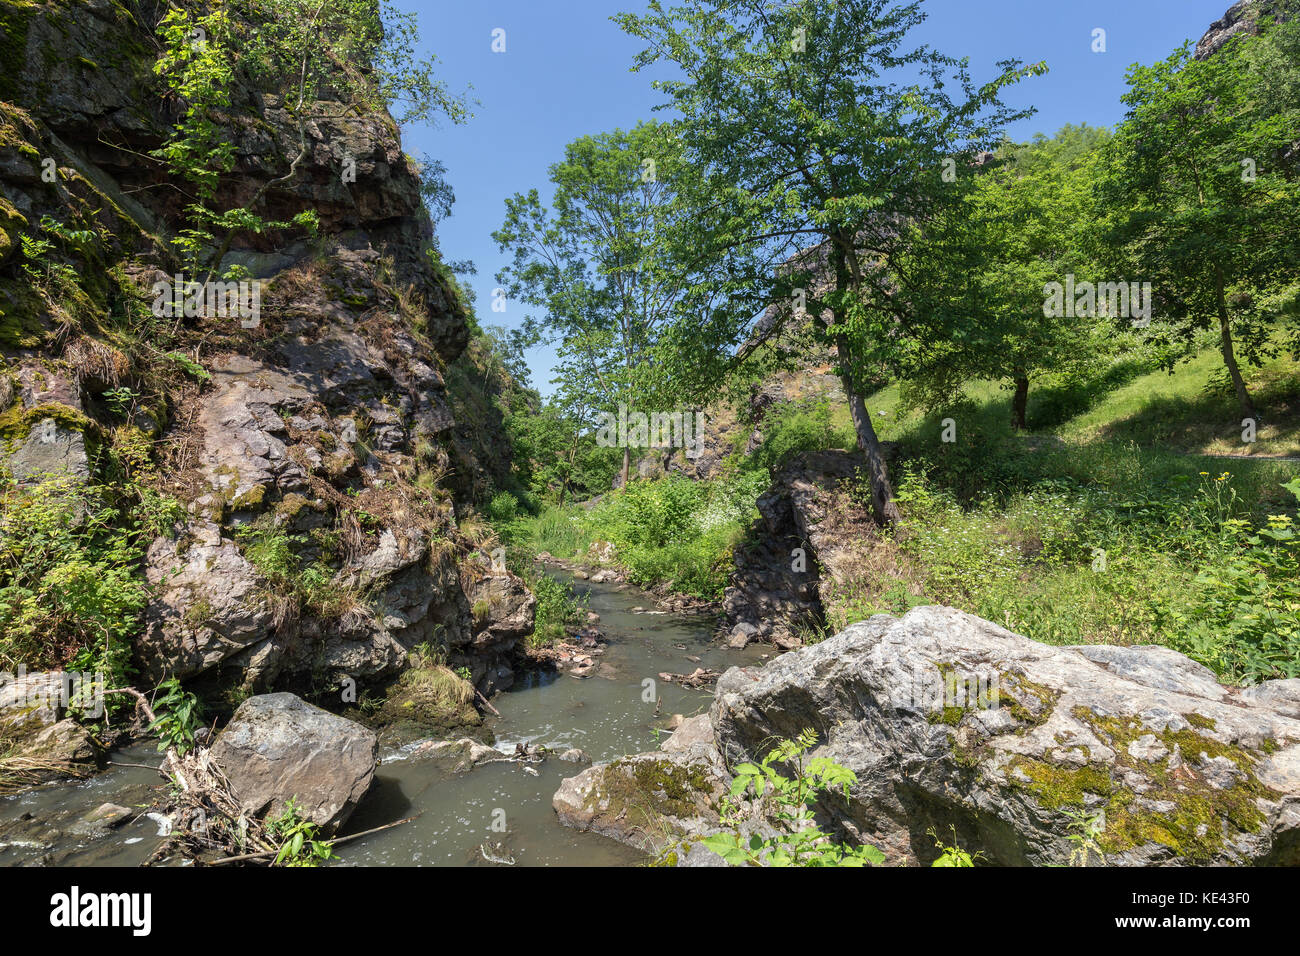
[182,598,214,629]
[372,664,480,734]
[0,3,35,103]
[227,484,266,511]
[0,280,48,348]
[996,670,1058,725]
[274,492,312,520]
[585,755,718,828]
[1008,757,1115,809]
[0,400,94,444]
[928,705,967,727]
[1049,707,1282,862]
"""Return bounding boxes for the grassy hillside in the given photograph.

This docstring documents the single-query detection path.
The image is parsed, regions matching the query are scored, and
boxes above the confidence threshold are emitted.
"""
[864,339,1300,461]
[812,340,1300,684]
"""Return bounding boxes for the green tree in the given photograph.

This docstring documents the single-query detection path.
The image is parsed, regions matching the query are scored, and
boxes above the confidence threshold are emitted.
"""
[915,126,1115,428]
[493,121,697,489]
[615,0,1044,524]
[1100,19,1300,422]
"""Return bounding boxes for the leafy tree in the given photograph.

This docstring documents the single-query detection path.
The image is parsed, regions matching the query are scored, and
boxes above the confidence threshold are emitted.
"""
[1100,18,1300,422]
[615,0,1044,524]
[913,126,1115,428]
[493,121,699,489]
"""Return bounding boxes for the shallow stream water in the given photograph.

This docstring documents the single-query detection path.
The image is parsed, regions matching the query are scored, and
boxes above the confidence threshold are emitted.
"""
[0,572,765,867]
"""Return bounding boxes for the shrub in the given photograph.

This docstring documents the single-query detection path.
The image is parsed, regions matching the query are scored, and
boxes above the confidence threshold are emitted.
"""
[0,476,150,687]
[696,729,885,867]
[750,399,855,474]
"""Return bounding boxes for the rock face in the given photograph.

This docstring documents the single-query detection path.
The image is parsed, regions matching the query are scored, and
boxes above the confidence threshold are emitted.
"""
[556,607,1300,865]
[1196,0,1297,58]
[0,1,534,699]
[209,693,377,835]
[722,450,891,648]
[710,607,1300,865]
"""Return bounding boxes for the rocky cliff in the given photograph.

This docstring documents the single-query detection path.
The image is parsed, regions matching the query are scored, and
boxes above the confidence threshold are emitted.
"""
[0,1,531,711]
[1195,0,1297,58]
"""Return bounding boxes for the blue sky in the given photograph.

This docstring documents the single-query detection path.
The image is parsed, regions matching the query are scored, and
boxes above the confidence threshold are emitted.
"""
[394,0,1233,397]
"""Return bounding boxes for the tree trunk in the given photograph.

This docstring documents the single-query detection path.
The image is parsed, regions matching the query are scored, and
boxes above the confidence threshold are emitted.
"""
[1011,374,1029,430]
[836,333,902,528]
[620,445,630,490]
[1213,266,1256,423]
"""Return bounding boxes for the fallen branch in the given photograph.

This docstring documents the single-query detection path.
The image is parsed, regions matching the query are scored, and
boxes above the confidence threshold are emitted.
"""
[658,668,722,689]
[475,689,501,718]
[104,687,191,791]
[208,813,422,866]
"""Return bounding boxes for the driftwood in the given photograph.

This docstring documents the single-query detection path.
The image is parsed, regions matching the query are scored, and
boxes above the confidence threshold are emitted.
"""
[476,688,502,718]
[208,813,422,866]
[657,668,722,689]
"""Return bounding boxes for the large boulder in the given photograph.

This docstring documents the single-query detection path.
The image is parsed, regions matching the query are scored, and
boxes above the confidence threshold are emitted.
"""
[209,693,377,835]
[552,725,728,854]
[710,606,1300,866]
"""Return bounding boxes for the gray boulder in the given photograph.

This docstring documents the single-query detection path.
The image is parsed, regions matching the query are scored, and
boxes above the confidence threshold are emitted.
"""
[7,418,89,486]
[209,693,377,835]
[552,747,727,855]
[556,605,1300,865]
[710,605,1300,866]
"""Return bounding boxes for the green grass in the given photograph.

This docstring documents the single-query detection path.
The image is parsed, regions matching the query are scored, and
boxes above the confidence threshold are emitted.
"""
[863,338,1300,460]
[828,345,1300,683]
[1059,350,1300,457]
[510,470,767,599]
[520,504,592,560]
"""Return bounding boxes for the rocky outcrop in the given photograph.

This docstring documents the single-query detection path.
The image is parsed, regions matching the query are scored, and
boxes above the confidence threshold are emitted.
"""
[209,693,377,835]
[556,607,1300,866]
[1195,0,1297,58]
[722,450,887,648]
[0,1,535,702]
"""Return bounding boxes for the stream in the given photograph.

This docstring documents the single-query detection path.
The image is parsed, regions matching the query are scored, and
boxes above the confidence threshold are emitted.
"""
[0,571,766,867]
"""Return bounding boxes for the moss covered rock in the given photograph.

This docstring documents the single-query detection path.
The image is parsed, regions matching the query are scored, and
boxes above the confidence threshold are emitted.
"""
[552,743,727,855]
[708,605,1300,866]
